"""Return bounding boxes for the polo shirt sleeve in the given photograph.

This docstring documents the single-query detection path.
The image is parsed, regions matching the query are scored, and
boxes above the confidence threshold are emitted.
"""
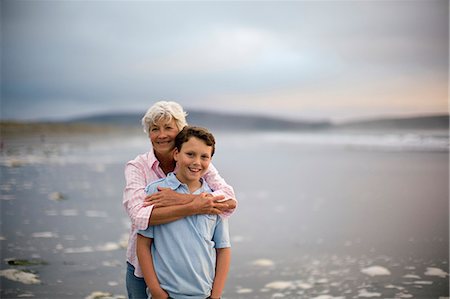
[212,216,231,249]
[138,225,154,239]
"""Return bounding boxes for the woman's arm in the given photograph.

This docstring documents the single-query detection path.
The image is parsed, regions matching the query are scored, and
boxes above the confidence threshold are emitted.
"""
[123,162,153,230]
[136,234,169,299]
[210,248,231,298]
[148,192,231,225]
[124,160,235,227]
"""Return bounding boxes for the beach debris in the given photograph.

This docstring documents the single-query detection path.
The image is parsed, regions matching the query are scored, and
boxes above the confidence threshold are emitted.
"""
[0,269,41,284]
[0,235,5,241]
[96,242,121,252]
[385,284,404,290]
[61,209,78,216]
[17,291,35,297]
[64,246,94,254]
[297,282,313,289]
[0,194,15,201]
[252,258,275,267]
[64,242,122,254]
[31,232,58,238]
[236,287,253,294]
[45,209,59,216]
[424,267,449,278]
[395,293,413,298]
[311,296,345,299]
[108,281,118,286]
[85,210,108,218]
[49,192,65,201]
[6,159,25,168]
[5,258,48,266]
[264,280,295,290]
[272,293,285,298]
[413,280,433,285]
[119,234,129,249]
[361,265,391,277]
[403,274,421,279]
[85,291,126,299]
[102,260,122,267]
[357,289,381,297]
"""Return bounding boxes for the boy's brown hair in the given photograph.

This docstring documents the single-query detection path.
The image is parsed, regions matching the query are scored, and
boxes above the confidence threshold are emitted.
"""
[175,126,216,157]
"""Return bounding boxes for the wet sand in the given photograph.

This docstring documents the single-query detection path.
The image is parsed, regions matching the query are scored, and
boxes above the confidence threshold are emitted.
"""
[0,126,448,298]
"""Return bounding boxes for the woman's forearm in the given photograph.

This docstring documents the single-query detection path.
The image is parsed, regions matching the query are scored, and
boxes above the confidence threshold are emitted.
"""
[149,202,196,225]
[149,193,232,225]
[210,248,231,298]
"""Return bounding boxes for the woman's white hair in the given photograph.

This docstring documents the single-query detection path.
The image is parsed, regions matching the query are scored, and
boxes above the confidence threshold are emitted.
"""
[141,101,188,134]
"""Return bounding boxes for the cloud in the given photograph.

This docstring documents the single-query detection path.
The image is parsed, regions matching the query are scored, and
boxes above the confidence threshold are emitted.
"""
[1,0,448,120]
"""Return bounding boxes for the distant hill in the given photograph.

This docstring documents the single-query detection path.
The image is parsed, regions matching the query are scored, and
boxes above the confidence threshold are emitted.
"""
[68,110,331,131]
[333,114,449,131]
[66,111,448,131]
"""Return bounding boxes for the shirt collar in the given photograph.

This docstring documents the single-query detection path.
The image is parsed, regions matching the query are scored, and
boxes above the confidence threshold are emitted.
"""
[166,172,206,192]
[166,172,182,190]
[147,150,159,168]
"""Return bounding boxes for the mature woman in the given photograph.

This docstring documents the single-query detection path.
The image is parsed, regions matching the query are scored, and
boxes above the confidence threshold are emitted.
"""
[123,101,237,299]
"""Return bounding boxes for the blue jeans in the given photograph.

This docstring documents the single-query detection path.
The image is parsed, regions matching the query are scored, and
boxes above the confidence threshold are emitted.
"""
[126,262,148,299]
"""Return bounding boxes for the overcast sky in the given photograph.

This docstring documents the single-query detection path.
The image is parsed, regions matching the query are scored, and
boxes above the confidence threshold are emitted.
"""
[2,0,448,122]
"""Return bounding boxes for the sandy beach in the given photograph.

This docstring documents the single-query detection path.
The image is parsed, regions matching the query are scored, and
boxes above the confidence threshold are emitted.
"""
[0,124,448,298]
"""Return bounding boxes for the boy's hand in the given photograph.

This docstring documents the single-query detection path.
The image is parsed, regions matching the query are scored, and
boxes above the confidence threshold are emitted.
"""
[151,288,169,299]
[143,187,190,207]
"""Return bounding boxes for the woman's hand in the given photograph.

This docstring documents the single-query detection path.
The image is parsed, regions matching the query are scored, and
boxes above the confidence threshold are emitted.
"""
[190,193,235,215]
[143,187,190,208]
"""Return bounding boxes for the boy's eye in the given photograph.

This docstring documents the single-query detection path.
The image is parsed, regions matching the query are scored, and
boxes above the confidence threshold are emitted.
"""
[186,152,194,157]
[201,155,210,160]
[151,127,159,132]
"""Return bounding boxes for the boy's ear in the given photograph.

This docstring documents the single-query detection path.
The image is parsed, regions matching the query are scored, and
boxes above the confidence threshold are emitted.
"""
[173,148,179,162]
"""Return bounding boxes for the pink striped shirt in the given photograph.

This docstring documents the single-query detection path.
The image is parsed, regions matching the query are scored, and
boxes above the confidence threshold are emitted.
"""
[123,150,236,277]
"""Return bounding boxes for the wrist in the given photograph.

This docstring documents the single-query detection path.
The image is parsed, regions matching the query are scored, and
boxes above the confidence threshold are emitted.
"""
[151,288,167,297]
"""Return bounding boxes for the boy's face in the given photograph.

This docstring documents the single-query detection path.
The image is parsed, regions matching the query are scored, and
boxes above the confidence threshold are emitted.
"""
[174,136,213,184]
[149,118,179,156]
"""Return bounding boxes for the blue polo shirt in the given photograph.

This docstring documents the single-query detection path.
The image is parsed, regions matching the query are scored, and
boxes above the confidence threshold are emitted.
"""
[138,172,231,299]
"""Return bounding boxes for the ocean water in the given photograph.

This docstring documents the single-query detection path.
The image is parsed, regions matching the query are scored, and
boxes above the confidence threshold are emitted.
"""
[0,129,448,298]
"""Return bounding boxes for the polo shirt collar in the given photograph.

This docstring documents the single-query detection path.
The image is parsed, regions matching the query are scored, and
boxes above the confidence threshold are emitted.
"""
[166,172,205,192]
[166,172,182,190]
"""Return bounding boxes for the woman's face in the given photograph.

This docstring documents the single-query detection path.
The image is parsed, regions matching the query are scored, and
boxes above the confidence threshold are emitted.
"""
[149,118,180,156]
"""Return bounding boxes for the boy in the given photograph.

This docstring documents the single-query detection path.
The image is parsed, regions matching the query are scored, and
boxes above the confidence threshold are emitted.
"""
[136,126,231,299]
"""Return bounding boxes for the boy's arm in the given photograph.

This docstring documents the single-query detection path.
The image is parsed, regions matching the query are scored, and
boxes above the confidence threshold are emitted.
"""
[136,234,168,299]
[210,248,231,298]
